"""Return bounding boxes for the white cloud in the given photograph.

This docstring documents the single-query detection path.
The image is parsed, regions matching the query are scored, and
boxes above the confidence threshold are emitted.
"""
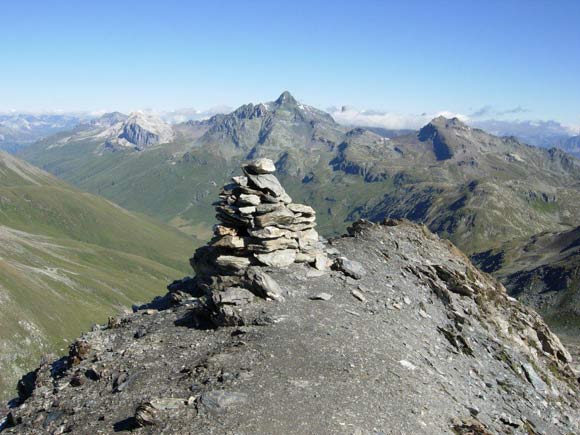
[328,107,469,130]
[563,120,580,135]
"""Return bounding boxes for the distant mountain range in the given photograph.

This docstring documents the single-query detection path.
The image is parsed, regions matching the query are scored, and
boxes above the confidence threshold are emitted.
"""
[0,114,84,153]
[0,151,196,400]
[15,92,580,328]
[473,119,580,157]
[3,105,580,156]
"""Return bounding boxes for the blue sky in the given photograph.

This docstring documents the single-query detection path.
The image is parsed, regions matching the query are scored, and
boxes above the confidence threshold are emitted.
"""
[0,0,579,128]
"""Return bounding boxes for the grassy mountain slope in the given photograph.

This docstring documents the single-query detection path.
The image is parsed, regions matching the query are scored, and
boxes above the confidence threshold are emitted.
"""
[0,151,196,400]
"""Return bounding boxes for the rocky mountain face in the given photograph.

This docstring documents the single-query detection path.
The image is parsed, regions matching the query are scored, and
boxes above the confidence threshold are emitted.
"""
[0,151,196,401]
[113,112,174,150]
[473,226,580,324]
[195,90,346,160]
[23,111,175,154]
[18,92,580,323]
[2,168,578,434]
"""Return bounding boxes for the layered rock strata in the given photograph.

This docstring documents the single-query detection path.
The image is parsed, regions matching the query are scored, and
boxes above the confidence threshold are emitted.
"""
[190,158,328,324]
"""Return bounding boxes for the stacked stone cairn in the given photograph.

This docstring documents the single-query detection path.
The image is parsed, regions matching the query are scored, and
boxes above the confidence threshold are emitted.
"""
[190,158,329,324]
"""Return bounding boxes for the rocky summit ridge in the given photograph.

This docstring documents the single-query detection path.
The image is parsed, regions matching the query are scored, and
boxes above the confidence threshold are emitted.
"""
[3,166,579,434]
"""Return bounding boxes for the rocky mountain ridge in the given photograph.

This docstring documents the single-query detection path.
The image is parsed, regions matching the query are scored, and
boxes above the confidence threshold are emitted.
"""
[2,165,578,434]
[18,92,580,324]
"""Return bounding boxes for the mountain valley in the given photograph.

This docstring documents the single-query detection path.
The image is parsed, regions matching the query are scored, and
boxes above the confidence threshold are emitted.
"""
[0,151,196,400]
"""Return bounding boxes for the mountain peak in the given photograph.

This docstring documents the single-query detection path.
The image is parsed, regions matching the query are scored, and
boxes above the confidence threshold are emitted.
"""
[274,90,298,106]
[428,116,469,130]
[418,116,470,161]
[112,112,173,149]
[91,112,128,127]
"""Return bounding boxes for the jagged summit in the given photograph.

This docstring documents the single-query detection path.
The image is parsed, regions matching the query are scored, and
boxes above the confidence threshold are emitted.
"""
[197,93,343,156]
[274,90,298,107]
[113,112,174,149]
[428,115,469,130]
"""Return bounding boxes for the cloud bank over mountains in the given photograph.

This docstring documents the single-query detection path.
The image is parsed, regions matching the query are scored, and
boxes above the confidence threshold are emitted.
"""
[326,105,580,146]
[327,106,469,130]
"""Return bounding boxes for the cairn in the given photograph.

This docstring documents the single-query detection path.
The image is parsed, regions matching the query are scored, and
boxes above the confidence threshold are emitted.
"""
[190,158,328,324]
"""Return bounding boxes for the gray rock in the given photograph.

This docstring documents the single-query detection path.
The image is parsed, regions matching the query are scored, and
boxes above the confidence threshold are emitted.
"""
[298,228,319,242]
[238,206,257,215]
[255,208,295,227]
[521,363,549,395]
[247,268,284,301]
[274,222,316,232]
[244,172,289,199]
[292,215,316,225]
[214,287,255,306]
[237,193,261,206]
[247,237,299,253]
[314,253,331,270]
[310,292,332,301]
[255,203,286,214]
[295,251,317,263]
[215,255,252,270]
[248,226,293,239]
[351,289,367,302]
[199,391,248,414]
[243,158,276,174]
[333,257,367,279]
[254,249,297,267]
[231,175,248,187]
[287,203,316,215]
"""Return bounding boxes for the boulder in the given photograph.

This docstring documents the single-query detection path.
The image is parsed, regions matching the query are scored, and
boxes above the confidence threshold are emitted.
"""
[247,237,299,253]
[231,175,248,187]
[215,255,252,271]
[244,172,289,199]
[213,287,255,306]
[255,208,295,227]
[288,203,316,215]
[211,235,246,249]
[248,226,293,239]
[238,206,256,215]
[255,203,286,214]
[236,194,261,206]
[254,249,297,267]
[246,268,284,301]
[333,257,367,279]
[243,158,276,174]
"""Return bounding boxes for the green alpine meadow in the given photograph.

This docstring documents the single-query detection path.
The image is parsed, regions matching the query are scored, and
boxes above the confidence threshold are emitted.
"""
[0,151,197,399]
